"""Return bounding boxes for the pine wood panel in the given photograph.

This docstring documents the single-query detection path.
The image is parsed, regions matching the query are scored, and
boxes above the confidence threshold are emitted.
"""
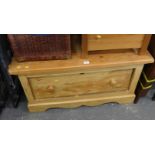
[129,65,144,93]
[28,94,135,112]
[87,34,145,51]
[139,34,152,55]
[19,76,34,102]
[8,34,153,112]
[81,34,88,58]
[8,49,153,75]
[29,69,132,99]
[17,64,146,112]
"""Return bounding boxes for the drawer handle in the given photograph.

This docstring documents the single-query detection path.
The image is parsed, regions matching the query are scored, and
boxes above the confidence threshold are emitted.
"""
[110,79,117,86]
[47,85,54,92]
[96,35,102,39]
[109,79,121,88]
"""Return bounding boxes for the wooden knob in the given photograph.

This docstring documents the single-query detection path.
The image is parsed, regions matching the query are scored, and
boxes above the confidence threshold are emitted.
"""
[110,79,117,86]
[47,85,54,92]
[96,35,102,39]
[110,79,121,88]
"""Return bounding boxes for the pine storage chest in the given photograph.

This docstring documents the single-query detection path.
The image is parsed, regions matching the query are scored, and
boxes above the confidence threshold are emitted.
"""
[9,47,153,112]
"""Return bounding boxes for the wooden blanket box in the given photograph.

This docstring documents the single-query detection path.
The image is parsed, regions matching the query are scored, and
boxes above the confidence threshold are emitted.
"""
[9,34,153,112]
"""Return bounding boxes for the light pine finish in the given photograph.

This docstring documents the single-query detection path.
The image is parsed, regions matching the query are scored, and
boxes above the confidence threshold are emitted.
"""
[29,69,132,99]
[82,34,152,58]
[128,65,144,93]
[8,36,154,112]
[28,94,135,112]
[18,76,34,102]
[81,34,88,58]
[9,49,153,75]
[88,34,145,51]
[139,34,152,55]
[17,64,145,112]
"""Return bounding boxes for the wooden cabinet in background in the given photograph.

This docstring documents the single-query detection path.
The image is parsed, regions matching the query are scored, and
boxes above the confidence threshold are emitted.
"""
[82,34,152,58]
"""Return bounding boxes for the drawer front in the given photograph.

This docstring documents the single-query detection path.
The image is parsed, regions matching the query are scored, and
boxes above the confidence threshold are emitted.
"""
[29,69,133,99]
[88,34,145,51]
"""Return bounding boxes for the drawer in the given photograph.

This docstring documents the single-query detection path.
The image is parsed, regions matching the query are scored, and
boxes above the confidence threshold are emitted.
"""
[88,34,145,51]
[28,69,133,100]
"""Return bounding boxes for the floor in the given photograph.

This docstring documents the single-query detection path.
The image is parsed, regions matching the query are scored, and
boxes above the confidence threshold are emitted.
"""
[0,88,155,120]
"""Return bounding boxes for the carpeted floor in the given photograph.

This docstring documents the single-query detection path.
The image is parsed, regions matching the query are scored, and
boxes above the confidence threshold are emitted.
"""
[0,88,155,120]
